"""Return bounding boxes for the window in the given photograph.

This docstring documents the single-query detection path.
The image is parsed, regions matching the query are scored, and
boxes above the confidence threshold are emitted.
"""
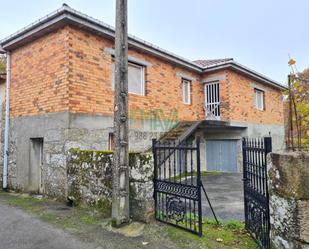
[182,79,191,104]
[204,82,220,119]
[255,89,264,110]
[112,62,145,95]
[108,133,115,151]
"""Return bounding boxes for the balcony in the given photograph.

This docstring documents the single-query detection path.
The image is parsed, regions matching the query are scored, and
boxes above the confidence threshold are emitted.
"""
[204,81,220,120]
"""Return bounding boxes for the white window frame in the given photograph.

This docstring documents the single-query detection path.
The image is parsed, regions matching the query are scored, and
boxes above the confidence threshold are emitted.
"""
[112,61,145,96]
[204,81,220,120]
[182,78,191,104]
[255,88,264,110]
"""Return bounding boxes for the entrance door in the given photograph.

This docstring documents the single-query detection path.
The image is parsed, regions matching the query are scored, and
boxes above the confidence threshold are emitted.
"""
[28,138,43,193]
[206,140,238,172]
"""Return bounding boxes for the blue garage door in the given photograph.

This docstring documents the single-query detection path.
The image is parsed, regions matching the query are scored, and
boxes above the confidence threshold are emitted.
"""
[206,140,238,172]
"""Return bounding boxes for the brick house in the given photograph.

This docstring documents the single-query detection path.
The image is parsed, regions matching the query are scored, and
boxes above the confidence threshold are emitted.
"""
[0,5,286,197]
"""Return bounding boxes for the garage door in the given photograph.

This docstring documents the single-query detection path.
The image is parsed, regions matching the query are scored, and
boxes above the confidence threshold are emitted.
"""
[206,140,238,172]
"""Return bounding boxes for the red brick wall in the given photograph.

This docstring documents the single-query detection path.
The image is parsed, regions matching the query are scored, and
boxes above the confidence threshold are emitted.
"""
[10,27,69,117]
[67,26,204,121]
[227,70,284,125]
[9,25,284,126]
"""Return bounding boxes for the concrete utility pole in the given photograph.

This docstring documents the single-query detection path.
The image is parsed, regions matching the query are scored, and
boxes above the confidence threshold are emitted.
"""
[112,0,130,226]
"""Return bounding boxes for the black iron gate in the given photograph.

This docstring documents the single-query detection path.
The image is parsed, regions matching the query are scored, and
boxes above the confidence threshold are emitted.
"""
[242,137,272,249]
[152,139,203,236]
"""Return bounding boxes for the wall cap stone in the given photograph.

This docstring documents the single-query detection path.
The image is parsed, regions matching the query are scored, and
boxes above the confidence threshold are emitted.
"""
[268,151,309,200]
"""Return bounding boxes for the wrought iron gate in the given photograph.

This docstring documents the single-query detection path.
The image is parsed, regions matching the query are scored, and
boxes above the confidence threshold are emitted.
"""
[152,139,203,236]
[242,137,272,249]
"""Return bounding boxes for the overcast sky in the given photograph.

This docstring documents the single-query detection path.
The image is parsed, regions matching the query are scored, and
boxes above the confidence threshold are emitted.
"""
[1,0,308,85]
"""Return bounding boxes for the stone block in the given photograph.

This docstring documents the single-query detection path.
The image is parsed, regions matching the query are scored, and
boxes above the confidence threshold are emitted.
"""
[268,151,309,199]
[268,151,309,249]
[298,200,309,243]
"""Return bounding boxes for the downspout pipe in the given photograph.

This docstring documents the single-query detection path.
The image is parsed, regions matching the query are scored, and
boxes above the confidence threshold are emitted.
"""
[2,50,10,190]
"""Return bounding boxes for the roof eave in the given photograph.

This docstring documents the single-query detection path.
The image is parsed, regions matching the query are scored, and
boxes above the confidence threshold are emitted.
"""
[0,6,202,72]
[0,5,286,89]
[202,62,287,90]
[0,46,5,54]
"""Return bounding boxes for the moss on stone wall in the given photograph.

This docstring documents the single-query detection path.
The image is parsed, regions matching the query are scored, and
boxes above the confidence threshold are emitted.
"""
[67,148,154,221]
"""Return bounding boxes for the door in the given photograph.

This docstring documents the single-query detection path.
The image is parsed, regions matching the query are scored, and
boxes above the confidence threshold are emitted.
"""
[206,140,238,172]
[28,138,43,193]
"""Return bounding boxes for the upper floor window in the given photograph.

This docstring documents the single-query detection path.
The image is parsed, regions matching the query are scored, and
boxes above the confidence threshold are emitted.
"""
[255,89,264,110]
[205,81,220,119]
[112,62,145,95]
[182,78,191,104]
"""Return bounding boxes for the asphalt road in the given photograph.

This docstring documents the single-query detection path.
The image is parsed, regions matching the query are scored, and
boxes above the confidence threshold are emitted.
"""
[0,173,244,249]
[0,197,100,249]
[201,173,244,221]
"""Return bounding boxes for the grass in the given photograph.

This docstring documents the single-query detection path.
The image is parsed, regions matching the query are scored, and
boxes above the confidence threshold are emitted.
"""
[165,218,259,249]
[170,171,223,181]
[0,191,258,249]
[155,211,257,249]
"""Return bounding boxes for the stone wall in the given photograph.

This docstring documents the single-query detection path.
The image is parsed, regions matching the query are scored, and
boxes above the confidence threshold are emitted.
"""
[67,149,154,222]
[6,112,70,196]
[4,111,172,199]
[268,151,309,249]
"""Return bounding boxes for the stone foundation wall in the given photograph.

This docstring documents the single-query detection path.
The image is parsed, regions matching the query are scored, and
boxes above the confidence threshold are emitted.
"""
[267,151,309,249]
[6,112,70,197]
[5,112,170,198]
[67,149,154,222]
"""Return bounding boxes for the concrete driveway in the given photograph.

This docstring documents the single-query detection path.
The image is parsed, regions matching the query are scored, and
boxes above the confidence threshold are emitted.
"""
[201,173,244,221]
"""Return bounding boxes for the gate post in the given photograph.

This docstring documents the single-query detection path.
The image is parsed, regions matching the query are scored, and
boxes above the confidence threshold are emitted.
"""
[264,137,272,155]
[196,137,202,237]
[268,152,309,248]
[264,136,272,247]
[152,139,157,219]
[242,138,248,229]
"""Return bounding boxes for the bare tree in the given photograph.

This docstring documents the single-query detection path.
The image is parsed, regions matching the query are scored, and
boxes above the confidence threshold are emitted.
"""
[112,0,130,226]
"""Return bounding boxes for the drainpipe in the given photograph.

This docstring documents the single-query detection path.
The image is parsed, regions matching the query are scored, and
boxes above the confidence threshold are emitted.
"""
[2,51,10,190]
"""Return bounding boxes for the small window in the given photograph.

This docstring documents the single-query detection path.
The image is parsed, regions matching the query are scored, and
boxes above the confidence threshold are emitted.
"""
[112,62,145,95]
[182,79,191,104]
[108,133,115,151]
[255,89,264,110]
